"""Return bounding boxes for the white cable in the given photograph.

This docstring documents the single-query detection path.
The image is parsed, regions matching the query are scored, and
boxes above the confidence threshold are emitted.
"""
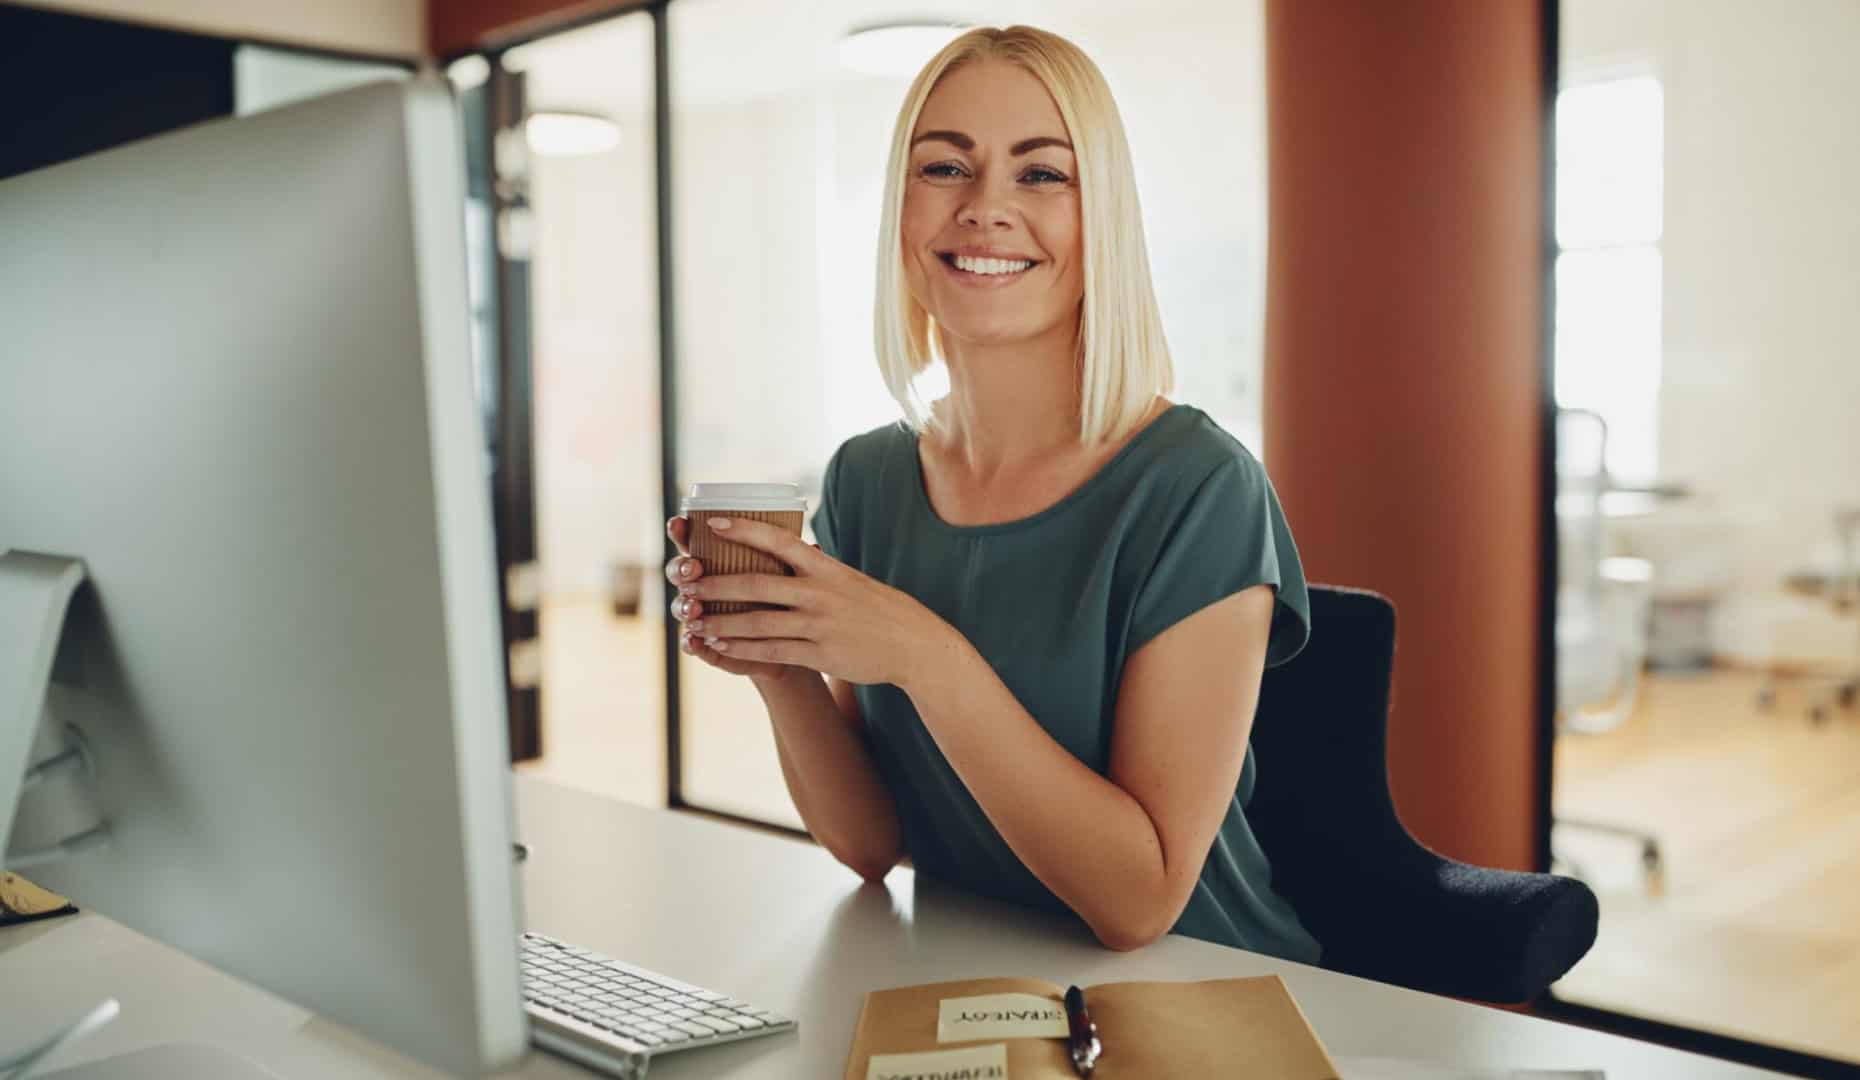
[0,998,120,1080]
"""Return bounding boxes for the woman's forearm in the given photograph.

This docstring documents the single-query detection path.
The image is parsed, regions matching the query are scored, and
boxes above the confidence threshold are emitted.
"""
[900,636,1178,950]
[754,672,903,882]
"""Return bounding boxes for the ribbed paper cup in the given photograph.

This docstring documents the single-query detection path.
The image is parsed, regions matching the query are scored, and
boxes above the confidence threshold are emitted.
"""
[681,483,808,615]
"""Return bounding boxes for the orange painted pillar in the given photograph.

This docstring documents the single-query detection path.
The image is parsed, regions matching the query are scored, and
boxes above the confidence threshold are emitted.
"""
[1262,0,1545,871]
[430,0,645,58]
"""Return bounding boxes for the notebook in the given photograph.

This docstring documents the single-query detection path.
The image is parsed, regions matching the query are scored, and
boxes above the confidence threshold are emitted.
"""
[845,974,1341,1080]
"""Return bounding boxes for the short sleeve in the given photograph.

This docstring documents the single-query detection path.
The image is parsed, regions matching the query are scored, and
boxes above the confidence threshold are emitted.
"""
[810,444,847,562]
[1126,455,1311,667]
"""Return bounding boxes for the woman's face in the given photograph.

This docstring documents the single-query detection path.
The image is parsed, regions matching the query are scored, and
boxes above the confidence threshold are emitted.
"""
[901,60,1084,352]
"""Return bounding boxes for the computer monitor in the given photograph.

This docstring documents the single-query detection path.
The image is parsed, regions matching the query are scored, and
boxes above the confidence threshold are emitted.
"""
[0,79,526,1074]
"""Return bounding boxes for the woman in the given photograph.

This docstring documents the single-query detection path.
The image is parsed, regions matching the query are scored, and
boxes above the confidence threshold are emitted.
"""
[664,25,1317,962]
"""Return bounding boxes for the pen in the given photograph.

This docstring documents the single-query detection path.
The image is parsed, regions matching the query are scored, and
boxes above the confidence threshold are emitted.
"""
[1064,984,1101,1077]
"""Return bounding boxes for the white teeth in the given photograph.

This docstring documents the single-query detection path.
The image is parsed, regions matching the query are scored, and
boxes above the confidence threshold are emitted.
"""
[953,254,1034,276]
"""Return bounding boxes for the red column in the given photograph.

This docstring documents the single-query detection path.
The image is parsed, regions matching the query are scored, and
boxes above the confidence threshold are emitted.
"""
[430,0,645,58]
[1263,0,1545,871]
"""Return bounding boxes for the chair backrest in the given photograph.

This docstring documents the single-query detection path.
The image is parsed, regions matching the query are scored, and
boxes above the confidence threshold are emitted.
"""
[1555,407,1609,593]
[1247,586,1424,943]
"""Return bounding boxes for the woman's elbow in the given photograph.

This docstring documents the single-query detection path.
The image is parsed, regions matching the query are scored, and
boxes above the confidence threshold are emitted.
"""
[825,839,899,884]
[1089,909,1173,953]
[847,853,898,884]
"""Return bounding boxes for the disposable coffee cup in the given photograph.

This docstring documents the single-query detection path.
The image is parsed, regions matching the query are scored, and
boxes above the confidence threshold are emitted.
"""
[679,483,808,614]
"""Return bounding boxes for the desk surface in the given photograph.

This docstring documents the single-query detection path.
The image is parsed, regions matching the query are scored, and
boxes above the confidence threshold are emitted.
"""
[1,776,1785,1078]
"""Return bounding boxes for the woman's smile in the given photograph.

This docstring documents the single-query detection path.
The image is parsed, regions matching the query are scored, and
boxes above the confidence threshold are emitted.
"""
[937,247,1043,288]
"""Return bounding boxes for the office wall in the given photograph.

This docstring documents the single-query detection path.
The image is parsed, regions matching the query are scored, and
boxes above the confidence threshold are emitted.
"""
[1263,0,1545,872]
[1565,0,1860,664]
[0,6,233,182]
[13,0,423,57]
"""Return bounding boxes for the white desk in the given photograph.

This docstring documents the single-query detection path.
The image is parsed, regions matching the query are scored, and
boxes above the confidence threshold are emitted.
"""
[1,776,1785,1078]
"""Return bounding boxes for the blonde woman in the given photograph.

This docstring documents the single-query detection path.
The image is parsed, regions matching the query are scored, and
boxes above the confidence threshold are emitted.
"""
[664,25,1316,961]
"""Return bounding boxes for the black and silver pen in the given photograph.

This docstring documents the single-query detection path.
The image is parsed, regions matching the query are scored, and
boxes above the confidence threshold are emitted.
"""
[1064,984,1101,1077]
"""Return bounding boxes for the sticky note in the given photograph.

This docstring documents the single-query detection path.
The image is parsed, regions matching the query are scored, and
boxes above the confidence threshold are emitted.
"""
[936,992,1069,1043]
[867,1043,1009,1080]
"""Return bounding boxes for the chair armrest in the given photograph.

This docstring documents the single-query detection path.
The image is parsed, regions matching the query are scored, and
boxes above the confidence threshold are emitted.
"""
[1309,855,1599,1004]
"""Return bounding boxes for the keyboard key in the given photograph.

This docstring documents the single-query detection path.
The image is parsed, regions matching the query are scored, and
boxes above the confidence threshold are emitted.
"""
[671,1021,714,1039]
[693,1017,741,1034]
[689,990,725,1002]
[732,1016,767,1030]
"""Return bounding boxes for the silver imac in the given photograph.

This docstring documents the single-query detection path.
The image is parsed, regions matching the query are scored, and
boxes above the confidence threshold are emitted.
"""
[0,79,526,1074]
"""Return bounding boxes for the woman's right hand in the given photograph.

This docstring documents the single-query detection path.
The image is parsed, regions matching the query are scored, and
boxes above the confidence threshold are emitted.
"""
[666,516,801,686]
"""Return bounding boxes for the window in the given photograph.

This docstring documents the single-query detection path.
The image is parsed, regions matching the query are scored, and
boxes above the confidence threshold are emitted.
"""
[1554,75,1664,480]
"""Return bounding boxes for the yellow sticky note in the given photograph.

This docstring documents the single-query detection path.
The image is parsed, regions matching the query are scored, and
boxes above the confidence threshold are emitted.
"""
[868,1043,1009,1080]
[936,992,1068,1043]
[0,872,72,917]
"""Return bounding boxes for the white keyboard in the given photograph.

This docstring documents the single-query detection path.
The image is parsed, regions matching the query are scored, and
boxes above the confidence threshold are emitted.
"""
[520,932,795,1078]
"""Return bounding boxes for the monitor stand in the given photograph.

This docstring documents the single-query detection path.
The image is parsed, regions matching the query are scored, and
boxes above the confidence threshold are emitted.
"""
[2,554,278,1079]
[1,550,91,863]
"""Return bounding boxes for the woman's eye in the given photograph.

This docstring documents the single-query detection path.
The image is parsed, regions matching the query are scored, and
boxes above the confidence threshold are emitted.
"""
[1021,166,1068,184]
[921,162,967,180]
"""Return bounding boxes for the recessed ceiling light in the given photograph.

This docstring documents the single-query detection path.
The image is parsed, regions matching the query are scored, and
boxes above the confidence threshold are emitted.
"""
[525,111,620,156]
[839,21,969,79]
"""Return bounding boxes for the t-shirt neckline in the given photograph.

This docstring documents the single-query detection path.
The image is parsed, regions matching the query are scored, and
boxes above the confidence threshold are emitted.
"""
[908,403,1195,537]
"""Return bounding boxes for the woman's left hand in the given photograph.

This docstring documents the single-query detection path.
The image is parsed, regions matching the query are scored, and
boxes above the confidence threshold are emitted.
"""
[677,517,951,688]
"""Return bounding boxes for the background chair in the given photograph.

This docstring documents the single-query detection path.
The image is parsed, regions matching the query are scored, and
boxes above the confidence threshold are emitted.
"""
[1248,585,1599,1005]
[1759,504,1860,724]
[1551,406,1664,891]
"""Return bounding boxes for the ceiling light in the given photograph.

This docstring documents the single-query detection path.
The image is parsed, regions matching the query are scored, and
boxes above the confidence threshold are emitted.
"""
[839,21,969,79]
[525,111,620,156]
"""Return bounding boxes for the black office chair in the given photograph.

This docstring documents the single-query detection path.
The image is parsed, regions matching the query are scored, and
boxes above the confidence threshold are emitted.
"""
[1248,585,1599,1004]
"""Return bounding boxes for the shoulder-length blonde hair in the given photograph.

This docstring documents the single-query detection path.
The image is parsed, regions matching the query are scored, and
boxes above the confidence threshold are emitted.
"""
[873,25,1174,445]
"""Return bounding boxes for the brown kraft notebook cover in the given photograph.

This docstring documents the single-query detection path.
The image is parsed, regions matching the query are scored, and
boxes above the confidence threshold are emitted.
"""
[845,974,1341,1079]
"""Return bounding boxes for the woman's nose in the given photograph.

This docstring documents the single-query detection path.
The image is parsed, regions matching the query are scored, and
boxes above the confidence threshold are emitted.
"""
[956,187,1014,229]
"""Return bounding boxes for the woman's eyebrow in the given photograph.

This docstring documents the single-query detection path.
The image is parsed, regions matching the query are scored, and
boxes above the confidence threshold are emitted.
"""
[1011,136,1072,155]
[911,129,973,150]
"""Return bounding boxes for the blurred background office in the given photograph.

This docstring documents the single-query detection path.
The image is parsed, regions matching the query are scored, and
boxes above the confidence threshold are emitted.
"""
[2,0,1854,1075]
[1549,0,1860,1066]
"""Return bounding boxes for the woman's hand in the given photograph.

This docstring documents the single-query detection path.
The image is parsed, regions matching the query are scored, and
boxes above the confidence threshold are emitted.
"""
[674,516,952,689]
[665,516,802,686]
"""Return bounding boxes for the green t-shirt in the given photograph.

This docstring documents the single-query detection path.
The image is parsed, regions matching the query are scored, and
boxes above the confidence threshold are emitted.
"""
[811,403,1320,963]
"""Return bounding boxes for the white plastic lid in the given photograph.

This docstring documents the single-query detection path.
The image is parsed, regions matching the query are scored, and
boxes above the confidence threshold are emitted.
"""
[680,482,807,513]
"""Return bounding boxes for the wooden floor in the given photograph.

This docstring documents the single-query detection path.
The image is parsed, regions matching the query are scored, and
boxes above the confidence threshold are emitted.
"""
[517,595,803,828]
[527,596,1860,1064]
[1553,666,1860,1065]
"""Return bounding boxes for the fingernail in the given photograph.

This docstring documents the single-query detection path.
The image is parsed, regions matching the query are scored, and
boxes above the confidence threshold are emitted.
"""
[686,619,704,633]
[679,559,695,578]
[680,633,694,654]
[707,517,731,531]
[707,637,727,652]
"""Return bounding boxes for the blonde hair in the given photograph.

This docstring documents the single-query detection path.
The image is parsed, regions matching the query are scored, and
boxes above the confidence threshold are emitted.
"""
[873,25,1174,445]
